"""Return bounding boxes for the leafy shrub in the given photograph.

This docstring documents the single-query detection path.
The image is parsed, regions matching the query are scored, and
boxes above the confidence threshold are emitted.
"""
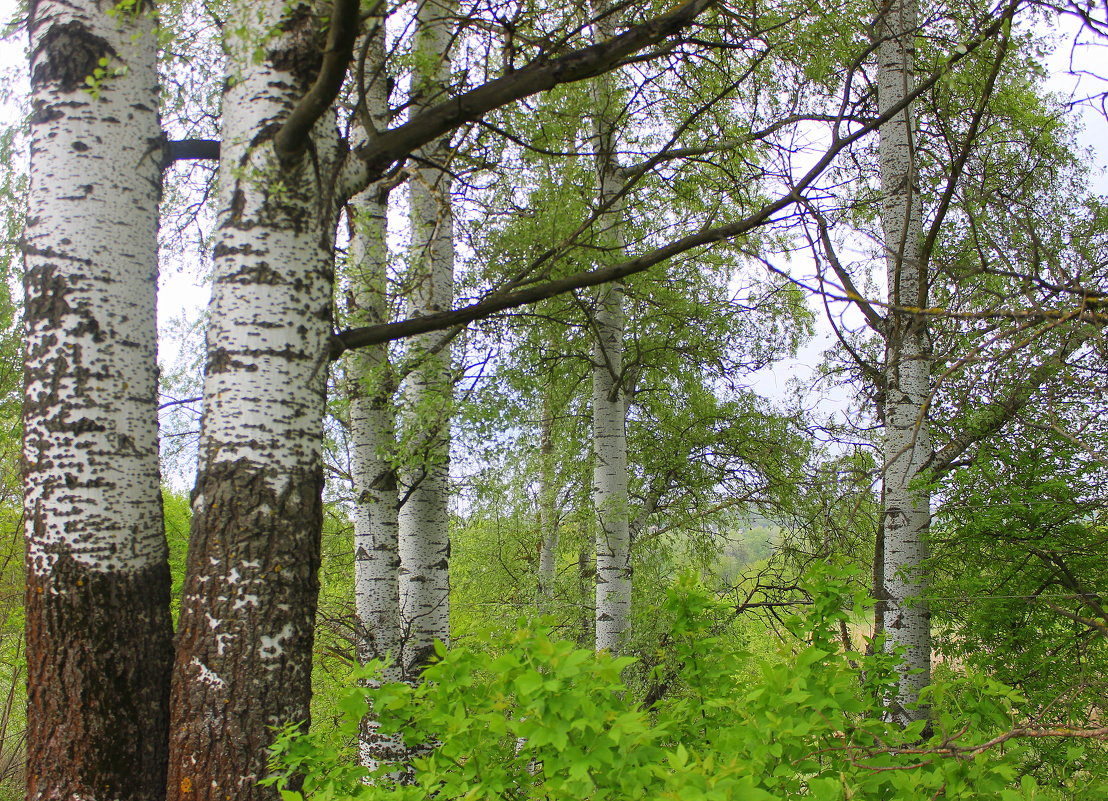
[267,567,1047,800]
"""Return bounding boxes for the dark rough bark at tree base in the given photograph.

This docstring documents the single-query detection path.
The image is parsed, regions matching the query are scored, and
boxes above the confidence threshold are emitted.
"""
[25,557,172,801]
[168,461,322,801]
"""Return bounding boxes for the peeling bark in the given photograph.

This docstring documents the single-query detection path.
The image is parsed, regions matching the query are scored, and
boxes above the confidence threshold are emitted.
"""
[23,1,171,798]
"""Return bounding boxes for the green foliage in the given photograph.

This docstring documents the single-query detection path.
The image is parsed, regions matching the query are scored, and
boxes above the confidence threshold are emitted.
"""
[82,56,128,99]
[268,567,1044,800]
[0,482,22,793]
[310,507,360,731]
[0,87,24,798]
[930,426,1108,797]
[163,490,192,622]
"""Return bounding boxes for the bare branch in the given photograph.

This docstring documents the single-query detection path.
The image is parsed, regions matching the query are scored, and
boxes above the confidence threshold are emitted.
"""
[162,138,220,166]
[348,0,720,189]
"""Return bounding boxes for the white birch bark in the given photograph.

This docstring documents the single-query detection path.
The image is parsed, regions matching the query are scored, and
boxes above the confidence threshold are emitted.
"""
[398,0,456,678]
[590,7,632,655]
[23,1,172,797]
[167,2,343,797]
[876,0,933,726]
[350,193,399,678]
[348,11,405,772]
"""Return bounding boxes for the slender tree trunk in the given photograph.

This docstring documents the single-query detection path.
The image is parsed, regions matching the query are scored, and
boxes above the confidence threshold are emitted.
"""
[348,11,404,771]
[592,283,630,654]
[876,0,933,726]
[23,2,172,798]
[349,189,405,770]
[398,0,456,678]
[350,196,399,678]
[166,2,341,797]
[590,8,631,655]
[536,388,559,611]
[577,539,596,648]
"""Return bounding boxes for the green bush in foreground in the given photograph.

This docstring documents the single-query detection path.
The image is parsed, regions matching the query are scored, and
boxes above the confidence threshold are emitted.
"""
[267,568,1062,800]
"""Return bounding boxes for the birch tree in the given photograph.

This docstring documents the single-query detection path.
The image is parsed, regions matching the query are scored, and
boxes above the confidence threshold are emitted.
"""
[346,8,405,770]
[397,0,458,677]
[874,0,933,725]
[804,0,1079,724]
[22,1,172,798]
[25,0,990,793]
[166,0,356,795]
[163,0,738,791]
[348,169,406,770]
[589,6,631,655]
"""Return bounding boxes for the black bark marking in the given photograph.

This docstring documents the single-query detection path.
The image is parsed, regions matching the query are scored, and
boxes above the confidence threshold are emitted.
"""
[406,643,439,675]
[29,101,64,125]
[229,187,247,222]
[269,5,324,86]
[57,417,107,435]
[28,100,63,126]
[212,241,263,259]
[33,21,116,94]
[207,346,314,376]
[206,348,260,375]
[224,262,286,285]
[71,315,105,342]
[24,265,73,329]
[248,121,283,151]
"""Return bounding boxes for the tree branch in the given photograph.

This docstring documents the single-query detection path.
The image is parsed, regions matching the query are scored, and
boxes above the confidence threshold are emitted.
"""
[617,114,872,182]
[332,209,775,355]
[349,0,719,186]
[919,5,1012,271]
[162,138,220,166]
[333,13,1010,355]
[273,0,362,164]
[926,336,1083,475]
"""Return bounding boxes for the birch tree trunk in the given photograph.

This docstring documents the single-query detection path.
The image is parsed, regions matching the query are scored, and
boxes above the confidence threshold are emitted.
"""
[23,2,172,798]
[590,8,631,655]
[166,3,343,797]
[348,11,404,771]
[876,0,933,726]
[398,0,456,678]
[350,191,398,680]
